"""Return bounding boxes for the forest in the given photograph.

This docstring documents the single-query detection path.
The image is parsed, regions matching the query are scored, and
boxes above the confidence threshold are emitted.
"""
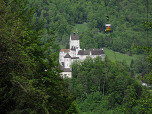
[1,0,152,113]
[27,0,152,54]
[65,56,152,113]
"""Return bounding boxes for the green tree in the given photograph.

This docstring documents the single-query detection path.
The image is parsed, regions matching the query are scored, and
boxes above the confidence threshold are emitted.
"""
[0,0,79,113]
[66,43,69,49]
[91,56,105,93]
[71,60,81,79]
[130,59,134,68]
[133,55,150,73]
[130,70,135,78]
[119,12,152,114]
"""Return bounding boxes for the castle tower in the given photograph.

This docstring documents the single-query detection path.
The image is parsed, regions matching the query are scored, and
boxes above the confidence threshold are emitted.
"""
[70,33,80,50]
[64,53,71,68]
[70,46,76,57]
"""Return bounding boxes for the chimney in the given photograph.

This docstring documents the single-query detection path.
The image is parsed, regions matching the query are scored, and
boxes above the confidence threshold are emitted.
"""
[90,51,91,55]
[93,49,94,51]
[102,48,103,50]
[74,32,75,36]
[84,48,85,51]
[77,32,78,35]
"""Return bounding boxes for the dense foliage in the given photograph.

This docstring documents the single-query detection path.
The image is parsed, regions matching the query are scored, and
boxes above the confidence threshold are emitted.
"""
[1,0,152,113]
[63,56,151,113]
[0,0,79,113]
[27,0,152,54]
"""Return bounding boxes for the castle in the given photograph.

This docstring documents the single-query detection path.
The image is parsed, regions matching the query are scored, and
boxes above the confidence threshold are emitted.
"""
[59,33,105,78]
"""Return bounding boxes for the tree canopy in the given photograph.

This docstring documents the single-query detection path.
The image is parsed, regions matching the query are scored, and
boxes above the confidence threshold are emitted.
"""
[0,0,79,113]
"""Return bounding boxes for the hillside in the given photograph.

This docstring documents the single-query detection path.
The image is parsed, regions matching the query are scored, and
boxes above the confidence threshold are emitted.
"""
[27,0,152,113]
[28,0,152,55]
[2,0,152,114]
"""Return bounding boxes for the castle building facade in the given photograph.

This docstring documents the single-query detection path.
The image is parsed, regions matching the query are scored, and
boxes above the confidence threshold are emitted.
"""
[59,34,105,78]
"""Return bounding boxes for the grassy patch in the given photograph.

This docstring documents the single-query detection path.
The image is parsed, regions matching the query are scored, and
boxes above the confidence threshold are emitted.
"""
[148,90,152,97]
[72,23,88,34]
[103,47,139,66]
[60,45,66,49]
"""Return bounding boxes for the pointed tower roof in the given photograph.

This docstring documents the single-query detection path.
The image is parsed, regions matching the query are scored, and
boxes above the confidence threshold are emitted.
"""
[64,53,71,58]
[71,35,79,40]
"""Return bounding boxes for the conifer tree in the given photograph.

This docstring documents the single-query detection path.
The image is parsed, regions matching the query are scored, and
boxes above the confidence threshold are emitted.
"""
[130,70,135,78]
[0,0,79,113]
[130,59,134,68]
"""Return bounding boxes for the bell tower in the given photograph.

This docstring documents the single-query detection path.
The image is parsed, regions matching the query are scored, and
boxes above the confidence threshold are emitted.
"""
[64,53,71,68]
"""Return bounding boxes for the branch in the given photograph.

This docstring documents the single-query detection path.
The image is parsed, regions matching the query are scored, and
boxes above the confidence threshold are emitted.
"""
[11,80,27,93]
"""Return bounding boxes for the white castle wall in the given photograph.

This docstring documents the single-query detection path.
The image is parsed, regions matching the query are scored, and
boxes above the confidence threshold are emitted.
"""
[59,35,105,78]
[59,51,66,63]
[69,50,76,57]
[60,72,72,78]
[70,36,80,49]
[64,57,71,68]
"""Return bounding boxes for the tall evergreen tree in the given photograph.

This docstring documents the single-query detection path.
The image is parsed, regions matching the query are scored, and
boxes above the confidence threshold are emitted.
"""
[130,59,134,68]
[130,70,135,78]
[0,0,79,113]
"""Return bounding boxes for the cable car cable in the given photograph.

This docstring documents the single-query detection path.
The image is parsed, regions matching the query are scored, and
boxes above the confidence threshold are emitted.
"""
[104,0,117,62]
[143,0,150,57]
[147,0,149,47]
[110,31,117,62]
[146,0,151,56]
[104,0,108,17]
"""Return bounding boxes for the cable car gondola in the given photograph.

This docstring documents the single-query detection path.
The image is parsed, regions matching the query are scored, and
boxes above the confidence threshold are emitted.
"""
[105,15,111,32]
[105,24,111,32]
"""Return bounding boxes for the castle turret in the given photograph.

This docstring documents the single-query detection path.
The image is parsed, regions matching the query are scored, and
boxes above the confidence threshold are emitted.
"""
[64,53,71,68]
[70,46,76,57]
[70,34,80,50]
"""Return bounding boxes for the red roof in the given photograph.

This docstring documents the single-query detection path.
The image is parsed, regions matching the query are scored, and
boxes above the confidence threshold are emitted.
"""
[60,49,70,52]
